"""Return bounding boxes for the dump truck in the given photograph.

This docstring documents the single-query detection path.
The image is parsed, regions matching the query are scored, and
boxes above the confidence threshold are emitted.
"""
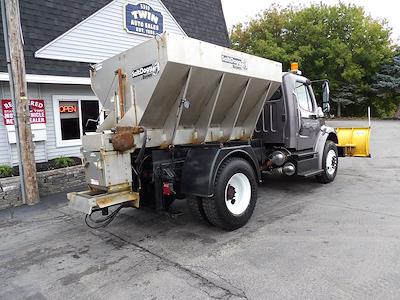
[68,33,370,230]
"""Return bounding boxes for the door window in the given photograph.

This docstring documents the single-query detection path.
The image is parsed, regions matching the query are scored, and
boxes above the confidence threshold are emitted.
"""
[81,100,100,134]
[295,83,314,112]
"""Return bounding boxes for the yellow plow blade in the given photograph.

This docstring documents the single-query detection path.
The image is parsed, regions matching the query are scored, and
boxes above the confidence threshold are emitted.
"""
[335,127,371,157]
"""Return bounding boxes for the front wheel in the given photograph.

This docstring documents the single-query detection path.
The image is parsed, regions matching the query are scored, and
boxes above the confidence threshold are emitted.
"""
[316,140,339,184]
[202,158,257,231]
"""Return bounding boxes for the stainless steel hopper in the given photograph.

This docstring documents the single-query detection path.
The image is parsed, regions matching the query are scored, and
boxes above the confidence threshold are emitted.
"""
[90,33,282,148]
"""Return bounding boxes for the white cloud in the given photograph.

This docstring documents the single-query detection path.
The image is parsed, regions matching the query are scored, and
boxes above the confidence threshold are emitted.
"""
[221,0,400,42]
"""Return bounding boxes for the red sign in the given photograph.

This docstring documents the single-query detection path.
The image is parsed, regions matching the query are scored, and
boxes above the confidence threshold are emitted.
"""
[1,99,14,125]
[1,99,46,125]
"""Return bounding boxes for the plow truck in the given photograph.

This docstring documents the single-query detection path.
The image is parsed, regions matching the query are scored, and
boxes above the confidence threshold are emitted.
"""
[68,33,370,230]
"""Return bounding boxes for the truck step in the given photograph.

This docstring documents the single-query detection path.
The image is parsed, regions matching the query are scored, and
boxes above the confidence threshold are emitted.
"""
[297,169,323,177]
[163,210,185,220]
[292,150,318,158]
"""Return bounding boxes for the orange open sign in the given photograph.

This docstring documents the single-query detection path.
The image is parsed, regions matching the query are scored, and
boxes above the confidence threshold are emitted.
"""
[59,105,77,113]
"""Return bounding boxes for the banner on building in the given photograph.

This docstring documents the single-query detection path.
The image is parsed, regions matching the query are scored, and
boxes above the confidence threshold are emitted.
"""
[124,2,164,36]
[1,99,46,126]
[1,99,47,143]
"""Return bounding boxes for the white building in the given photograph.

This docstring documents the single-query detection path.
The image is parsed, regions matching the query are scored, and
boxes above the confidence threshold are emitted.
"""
[0,0,230,165]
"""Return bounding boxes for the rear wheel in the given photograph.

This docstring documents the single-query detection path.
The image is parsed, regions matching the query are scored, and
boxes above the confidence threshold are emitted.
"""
[187,196,210,224]
[202,158,257,231]
[316,140,338,184]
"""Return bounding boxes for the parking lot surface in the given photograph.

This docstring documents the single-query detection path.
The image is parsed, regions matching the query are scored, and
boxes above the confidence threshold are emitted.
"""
[1,120,400,300]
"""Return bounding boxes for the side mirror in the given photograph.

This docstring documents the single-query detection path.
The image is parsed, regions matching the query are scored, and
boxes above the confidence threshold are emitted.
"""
[322,81,331,113]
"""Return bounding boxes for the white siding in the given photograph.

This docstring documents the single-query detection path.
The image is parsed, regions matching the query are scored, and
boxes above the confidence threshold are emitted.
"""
[0,82,14,166]
[10,142,47,165]
[1,83,47,165]
[0,124,11,166]
[39,84,94,160]
[35,0,187,63]
[0,83,95,166]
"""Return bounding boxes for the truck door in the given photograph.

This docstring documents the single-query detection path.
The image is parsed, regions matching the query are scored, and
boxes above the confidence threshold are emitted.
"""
[294,80,320,150]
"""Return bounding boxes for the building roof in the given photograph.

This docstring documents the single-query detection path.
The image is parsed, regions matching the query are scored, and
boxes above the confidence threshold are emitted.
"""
[0,0,230,77]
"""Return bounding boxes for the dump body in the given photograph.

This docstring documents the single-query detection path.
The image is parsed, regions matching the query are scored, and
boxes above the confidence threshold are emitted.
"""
[90,33,282,148]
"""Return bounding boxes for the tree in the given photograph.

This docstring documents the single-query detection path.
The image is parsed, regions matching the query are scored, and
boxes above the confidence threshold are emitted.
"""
[372,53,400,118]
[231,3,393,117]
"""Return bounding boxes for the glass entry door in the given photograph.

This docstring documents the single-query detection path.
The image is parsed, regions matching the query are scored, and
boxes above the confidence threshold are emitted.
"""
[81,100,100,135]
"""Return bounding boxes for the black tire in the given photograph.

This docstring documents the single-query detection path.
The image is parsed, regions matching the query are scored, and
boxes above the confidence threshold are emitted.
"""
[202,158,257,231]
[187,197,211,224]
[316,140,339,184]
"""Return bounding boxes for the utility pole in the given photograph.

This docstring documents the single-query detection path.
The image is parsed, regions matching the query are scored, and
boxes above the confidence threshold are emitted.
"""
[1,0,39,204]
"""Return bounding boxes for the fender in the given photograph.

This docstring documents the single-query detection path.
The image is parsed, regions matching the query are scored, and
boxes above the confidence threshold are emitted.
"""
[314,125,339,169]
[181,145,261,198]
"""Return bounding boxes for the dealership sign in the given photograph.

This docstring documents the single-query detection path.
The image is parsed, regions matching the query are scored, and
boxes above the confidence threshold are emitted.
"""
[1,99,46,125]
[124,2,164,36]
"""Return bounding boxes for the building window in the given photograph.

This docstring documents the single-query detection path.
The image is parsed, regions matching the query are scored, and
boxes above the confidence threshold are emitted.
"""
[53,96,103,147]
[59,101,80,140]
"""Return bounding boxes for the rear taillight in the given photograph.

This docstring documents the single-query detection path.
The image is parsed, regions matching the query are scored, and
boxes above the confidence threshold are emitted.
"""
[163,182,172,196]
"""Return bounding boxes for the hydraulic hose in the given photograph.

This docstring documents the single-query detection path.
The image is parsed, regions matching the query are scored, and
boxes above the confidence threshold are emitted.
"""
[135,127,147,167]
[85,205,125,229]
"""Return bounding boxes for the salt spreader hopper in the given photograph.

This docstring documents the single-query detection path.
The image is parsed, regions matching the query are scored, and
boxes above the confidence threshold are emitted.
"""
[90,33,282,148]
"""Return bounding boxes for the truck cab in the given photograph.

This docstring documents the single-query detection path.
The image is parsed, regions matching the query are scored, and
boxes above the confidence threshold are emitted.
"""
[254,71,338,178]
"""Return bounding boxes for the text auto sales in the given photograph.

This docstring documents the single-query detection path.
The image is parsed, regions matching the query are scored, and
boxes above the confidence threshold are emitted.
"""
[130,12,160,31]
[128,3,162,35]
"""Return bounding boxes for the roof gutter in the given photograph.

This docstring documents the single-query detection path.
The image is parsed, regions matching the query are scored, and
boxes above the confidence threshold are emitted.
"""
[0,72,90,85]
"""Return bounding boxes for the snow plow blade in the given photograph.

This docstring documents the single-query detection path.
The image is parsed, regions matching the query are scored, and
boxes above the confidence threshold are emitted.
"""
[336,127,371,157]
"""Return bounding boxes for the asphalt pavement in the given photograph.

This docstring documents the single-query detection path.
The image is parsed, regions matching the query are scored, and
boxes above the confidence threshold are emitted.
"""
[1,120,400,300]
